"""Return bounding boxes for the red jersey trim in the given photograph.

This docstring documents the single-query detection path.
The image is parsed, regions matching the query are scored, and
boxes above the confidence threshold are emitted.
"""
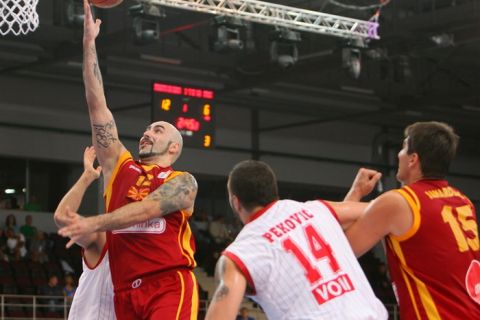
[175,270,186,320]
[318,200,339,222]
[178,212,196,268]
[189,271,199,320]
[82,240,108,270]
[104,151,132,212]
[222,251,256,295]
[387,232,441,319]
[247,201,277,223]
[391,187,421,242]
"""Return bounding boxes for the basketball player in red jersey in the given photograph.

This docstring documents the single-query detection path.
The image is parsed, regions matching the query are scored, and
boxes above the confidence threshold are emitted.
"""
[345,121,480,319]
[59,1,199,319]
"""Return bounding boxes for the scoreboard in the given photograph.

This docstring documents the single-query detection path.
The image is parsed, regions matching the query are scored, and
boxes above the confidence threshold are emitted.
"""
[151,81,215,149]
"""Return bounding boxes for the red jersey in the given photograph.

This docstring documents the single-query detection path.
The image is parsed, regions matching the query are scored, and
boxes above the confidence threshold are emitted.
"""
[104,151,196,291]
[386,179,480,319]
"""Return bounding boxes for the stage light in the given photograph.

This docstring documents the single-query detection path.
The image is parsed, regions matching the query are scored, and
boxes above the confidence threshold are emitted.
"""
[270,28,301,68]
[129,4,164,45]
[342,38,365,79]
[342,47,361,79]
[212,16,245,52]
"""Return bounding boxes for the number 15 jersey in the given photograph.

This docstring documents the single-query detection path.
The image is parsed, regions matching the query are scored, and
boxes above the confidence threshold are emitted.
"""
[387,179,480,320]
[223,200,387,320]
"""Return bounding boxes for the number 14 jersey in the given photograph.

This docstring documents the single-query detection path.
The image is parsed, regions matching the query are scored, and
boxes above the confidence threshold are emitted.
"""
[223,199,387,320]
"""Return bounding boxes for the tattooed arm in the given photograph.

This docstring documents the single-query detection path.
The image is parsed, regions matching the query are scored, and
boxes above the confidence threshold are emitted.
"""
[205,256,247,320]
[82,0,125,184]
[58,172,198,241]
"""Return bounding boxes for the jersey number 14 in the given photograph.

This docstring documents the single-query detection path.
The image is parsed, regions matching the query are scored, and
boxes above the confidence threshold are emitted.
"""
[282,224,340,284]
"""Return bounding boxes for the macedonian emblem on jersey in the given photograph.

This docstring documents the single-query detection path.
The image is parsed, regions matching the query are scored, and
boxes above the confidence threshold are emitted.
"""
[127,173,155,201]
[466,259,480,305]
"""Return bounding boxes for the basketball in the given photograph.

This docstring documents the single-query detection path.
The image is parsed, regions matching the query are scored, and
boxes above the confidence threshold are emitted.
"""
[91,0,124,9]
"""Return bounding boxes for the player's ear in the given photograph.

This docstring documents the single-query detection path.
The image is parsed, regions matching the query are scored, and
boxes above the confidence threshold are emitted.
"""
[231,194,241,212]
[408,152,419,167]
[169,141,180,154]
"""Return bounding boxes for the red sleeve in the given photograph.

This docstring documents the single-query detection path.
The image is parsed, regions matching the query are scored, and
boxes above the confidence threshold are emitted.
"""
[317,199,339,222]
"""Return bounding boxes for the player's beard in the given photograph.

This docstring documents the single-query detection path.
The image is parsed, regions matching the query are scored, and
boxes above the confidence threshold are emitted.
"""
[139,141,172,160]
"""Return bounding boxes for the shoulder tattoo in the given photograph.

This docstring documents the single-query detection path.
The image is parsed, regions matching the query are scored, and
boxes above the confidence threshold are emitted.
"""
[147,173,198,215]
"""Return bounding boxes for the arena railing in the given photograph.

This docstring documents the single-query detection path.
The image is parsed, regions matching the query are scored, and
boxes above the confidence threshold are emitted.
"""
[0,294,398,320]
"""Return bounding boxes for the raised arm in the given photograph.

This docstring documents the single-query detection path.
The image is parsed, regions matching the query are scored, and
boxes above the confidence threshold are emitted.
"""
[83,0,125,183]
[205,255,247,320]
[54,146,102,248]
[344,168,382,201]
[58,172,198,240]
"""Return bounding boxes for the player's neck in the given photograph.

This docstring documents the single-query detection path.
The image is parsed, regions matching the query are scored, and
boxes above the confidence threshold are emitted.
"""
[140,156,172,168]
[404,170,424,185]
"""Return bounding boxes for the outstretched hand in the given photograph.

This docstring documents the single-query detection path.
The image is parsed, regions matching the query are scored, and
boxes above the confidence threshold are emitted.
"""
[58,207,96,248]
[344,168,382,201]
[83,0,102,44]
[83,146,102,179]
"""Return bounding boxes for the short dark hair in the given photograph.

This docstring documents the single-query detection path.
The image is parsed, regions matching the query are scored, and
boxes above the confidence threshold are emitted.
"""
[228,160,279,211]
[404,121,459,178]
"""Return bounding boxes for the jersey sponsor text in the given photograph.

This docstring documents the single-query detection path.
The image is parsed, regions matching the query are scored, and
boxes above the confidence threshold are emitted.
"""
[112,217,166,234]
[312,273,355,305]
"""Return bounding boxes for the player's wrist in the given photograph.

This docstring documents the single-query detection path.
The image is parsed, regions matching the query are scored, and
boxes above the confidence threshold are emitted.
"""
[80,171,97,184]
[344,188,363,201]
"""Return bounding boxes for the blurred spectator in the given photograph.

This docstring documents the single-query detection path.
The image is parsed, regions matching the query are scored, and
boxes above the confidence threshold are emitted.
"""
[192,209,210,237]
[209,214,231,246]
[372,262,396,304]
[5,227,27,259]
[24,194,42,212]
[39,274,64,313]
[20,214,38,247]
[30,231,49,263]
[191,209,214,267]
[63,274,77,302]
[0,249,9,262]
[4,214,19,233]
[0,229,6,250]
[236,307,255,320]
[2,197,20,210]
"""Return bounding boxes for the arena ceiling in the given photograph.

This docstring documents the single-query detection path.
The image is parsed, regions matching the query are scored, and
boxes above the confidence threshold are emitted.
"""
[1,0,479,155]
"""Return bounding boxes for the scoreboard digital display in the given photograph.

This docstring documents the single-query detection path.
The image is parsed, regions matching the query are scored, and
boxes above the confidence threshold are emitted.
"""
[152,81,215,149]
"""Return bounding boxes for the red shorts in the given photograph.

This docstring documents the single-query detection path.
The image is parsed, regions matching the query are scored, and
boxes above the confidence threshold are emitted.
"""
[113,269,198,320]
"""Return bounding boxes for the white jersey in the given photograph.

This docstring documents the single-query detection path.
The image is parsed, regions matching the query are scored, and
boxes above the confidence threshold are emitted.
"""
[68,246,115,320]
[224,200,388,320]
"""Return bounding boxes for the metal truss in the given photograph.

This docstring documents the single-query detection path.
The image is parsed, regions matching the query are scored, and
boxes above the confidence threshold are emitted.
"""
[136,0,379,40]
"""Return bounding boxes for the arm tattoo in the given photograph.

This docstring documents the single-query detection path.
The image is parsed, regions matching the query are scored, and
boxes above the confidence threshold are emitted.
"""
[147,173,198,215]
[90,46,103,86]
[93,120,118,148]
[212,285,230,302]
[212,257,229,301]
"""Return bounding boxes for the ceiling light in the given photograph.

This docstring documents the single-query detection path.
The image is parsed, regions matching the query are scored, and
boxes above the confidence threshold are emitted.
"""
[270,28,301,69]
[212,16,246,53]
